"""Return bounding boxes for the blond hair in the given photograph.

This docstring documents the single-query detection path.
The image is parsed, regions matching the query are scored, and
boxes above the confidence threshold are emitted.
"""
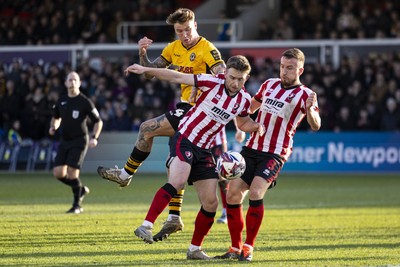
[166,8,195,25]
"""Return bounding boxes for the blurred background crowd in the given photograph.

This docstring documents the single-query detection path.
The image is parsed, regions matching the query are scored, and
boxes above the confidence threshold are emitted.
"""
[1,0,400,144]
[1,0,400,44]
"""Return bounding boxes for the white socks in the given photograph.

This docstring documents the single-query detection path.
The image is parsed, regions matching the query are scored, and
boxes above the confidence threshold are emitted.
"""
[167,214,180,221]
[189,244,200,252]
[142,220,153,228]
[119,168,131,180]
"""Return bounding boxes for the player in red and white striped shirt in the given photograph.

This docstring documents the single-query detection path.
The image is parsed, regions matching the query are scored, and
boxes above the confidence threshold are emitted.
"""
[216,48,321,261]
[176,72,252,148]
[246,77,316,160]
[125,55,264,260]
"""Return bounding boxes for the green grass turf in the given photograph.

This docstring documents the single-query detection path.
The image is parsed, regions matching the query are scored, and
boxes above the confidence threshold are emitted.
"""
[0,172,399,266]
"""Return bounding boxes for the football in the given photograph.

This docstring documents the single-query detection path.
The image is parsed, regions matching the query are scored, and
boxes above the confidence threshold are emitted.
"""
[216,151,246,180]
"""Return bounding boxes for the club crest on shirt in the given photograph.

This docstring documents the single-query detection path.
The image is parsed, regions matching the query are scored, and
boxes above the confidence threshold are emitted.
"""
[285,92,296,103]
[190,53,196,61]
[233,103,240,113]
[72,110,79,119]
[185,151,193,159]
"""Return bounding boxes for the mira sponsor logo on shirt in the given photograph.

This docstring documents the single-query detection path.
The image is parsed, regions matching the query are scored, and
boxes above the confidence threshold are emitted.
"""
[211,106,231,121]
[205,106,232,124]
[262,97,284,115]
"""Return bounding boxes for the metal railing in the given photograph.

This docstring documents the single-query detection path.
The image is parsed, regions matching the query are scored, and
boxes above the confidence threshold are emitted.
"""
[1,39,400,69]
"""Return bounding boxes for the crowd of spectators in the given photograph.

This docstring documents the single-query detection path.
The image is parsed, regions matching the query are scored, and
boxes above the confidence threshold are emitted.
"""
[259,0,400,40]
[241,50,400,132]
[0,0,199,45]
[1,0,400,145]
[0,56,179,142]
[1,0,400,45]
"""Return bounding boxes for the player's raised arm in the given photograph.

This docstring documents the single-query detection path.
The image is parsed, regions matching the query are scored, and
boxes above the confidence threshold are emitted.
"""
[210,62,226,76]
[306,91,321,131]
[138,37,169,79]
[125,64,195,86]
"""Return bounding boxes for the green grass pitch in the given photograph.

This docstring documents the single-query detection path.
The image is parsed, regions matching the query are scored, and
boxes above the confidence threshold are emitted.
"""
[0,172,399,266]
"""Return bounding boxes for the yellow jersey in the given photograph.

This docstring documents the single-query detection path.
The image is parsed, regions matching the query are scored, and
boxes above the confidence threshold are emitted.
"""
[161,37,224,104]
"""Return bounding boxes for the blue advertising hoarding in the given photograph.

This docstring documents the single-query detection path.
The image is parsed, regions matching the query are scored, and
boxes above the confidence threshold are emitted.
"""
[2,132,398,174]
[227,132,400,173]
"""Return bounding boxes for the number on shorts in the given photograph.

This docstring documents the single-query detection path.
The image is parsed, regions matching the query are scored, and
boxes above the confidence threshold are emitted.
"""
[173,109,185,117]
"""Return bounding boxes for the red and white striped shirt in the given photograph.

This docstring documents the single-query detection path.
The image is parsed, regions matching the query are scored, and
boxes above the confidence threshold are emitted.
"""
[178,74,251,149]
[246,78,319,161]
[210,127,227,147]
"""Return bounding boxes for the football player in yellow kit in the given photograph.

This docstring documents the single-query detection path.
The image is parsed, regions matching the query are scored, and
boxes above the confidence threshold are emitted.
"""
[97,7,244,242]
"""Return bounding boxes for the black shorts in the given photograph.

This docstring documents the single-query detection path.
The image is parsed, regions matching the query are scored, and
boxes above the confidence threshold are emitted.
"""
[53,136,88,169]
[168,133,219,185]
[240,146,284,189]
[165,102,192,131]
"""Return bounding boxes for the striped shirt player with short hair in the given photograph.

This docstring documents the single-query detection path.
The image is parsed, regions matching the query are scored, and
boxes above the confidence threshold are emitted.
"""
[247,78,315,158]
[97,8,245,242]
[177,74,250,148]
[216,48,322,262]
[124,55,264,260]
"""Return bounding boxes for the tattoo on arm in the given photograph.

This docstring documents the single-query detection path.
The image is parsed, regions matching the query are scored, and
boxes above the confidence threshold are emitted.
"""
[210,62,227,76]
[140,56,168,68]
[140,56,169,79]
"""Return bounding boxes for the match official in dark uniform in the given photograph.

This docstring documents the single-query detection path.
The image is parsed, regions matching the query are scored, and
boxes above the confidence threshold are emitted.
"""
[49,71,103,214]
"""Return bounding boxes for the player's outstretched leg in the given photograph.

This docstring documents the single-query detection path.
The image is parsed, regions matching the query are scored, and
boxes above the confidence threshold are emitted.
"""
[97,165,132,187]
[97,148,148,187]
[97,115,172,187]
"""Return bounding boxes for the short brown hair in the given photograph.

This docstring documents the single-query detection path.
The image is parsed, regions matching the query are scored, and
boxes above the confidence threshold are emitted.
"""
[226,55,251,73]
[166,8,195,25]
[282,48,305,66]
